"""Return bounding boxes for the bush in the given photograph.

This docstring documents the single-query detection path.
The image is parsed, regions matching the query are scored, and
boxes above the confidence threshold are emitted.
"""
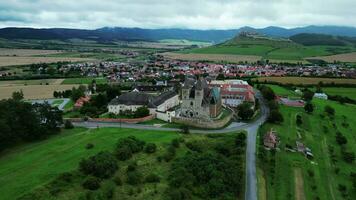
[145,173,160,183]
[126,171,142,185]
[237,102,254,120]
[324,105,335,116]
[82,176,101,190]
[116,136,145,153]
[171,139,180,148]
[185,141,203,152]
[163,146,176,162]
[102,182,115,199]
[166,187,192,200]
[335,132,347,145]
[304,102,314,113]
[127,162,137,172]
[85,143,94,149]
[113,176,122,186]
[115,146,133,161]
[64,120,74,129]
[180,125,190,134]
[134,106,150,118]
[79,151,118,178]
[268,109,284,123]
[144,143,157,154]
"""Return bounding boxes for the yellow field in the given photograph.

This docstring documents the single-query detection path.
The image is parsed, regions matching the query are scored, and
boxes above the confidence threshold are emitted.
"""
[254,77,356,85]
[0,56,95,67]
[161,52,262,63]
[308,52,356,62]
[0,48,63,56]
[0,84,81,99]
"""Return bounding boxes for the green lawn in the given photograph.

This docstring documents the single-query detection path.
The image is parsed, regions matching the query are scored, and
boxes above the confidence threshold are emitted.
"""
[257,98,356,200]
[264,84,300,98]
[0,128,180,199]
[61,77,107,85]
[322,87,356,100]
[63,99,74,111]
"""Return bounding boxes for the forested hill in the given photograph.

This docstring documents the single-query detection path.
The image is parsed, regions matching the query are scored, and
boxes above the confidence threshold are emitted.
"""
[290,33,356,46]
[1,26,356,43]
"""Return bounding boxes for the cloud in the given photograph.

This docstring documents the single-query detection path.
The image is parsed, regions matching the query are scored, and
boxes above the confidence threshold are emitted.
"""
[0,0,355,29]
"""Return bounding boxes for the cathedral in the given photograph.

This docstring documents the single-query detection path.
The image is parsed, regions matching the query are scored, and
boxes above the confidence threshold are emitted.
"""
[180,77,222,120]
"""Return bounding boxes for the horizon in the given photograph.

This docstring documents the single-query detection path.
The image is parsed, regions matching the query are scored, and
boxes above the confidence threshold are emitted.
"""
[1,0,356,29]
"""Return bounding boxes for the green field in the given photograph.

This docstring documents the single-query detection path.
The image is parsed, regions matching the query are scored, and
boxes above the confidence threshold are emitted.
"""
[0,128,179,199]
[183,35,356,62]
[322,87,356,100]
[62,77,107,85]
[264,84,300,98]
[257,97,356,200]
[0,127,245,199]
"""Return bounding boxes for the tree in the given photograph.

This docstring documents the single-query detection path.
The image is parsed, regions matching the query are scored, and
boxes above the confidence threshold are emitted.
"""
[296,115,302,125]
[64,120,74,129]
[145,173,160,183]
[134,106,150,118]
[12,90,24,101]
[71,85,86,101]
[268,109,284,123]
[260,86,276,101]
[324,105,335,116]
[144,143,157,153]
[336,132,347,145]
[302,89,314,102]
[82,176,101,190]
[79,151,118,178]
[304,102,314,113]
[237,102,254,120]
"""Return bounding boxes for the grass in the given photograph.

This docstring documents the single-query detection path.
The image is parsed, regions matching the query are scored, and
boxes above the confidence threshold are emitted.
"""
[322,87,356,100]
[264,84,300,98]
[61,77,107,85]
[254,76,356,85]
[257,98,356,200]
[0,127,181,199]
[42,52,125,61]
[63,99,74,111]
[51,99,64,107]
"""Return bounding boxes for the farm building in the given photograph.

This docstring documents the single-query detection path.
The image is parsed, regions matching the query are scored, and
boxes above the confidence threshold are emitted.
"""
[264,129,279,149]
[314,93,328,100]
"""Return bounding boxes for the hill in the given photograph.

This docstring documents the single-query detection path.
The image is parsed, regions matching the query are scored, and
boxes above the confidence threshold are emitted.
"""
[1,26,356,44]
[181,32,356,62]
[290,33,356,46]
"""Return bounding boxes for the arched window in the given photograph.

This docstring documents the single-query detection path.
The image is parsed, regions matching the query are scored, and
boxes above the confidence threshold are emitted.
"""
[190,101,193,106]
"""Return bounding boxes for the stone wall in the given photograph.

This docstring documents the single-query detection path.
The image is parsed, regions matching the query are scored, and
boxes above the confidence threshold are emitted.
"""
[172,109,233,129]
[66,114,155,124]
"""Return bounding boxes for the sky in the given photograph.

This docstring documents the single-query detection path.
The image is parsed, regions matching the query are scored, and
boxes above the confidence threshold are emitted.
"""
[0,0,355,29]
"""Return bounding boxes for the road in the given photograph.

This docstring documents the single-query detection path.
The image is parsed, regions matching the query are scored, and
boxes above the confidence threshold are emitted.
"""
[72,92,269,200]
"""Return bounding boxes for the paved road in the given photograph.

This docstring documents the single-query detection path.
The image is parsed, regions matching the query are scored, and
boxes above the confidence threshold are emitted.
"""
[72,91,269,199]
[245,92,269,200]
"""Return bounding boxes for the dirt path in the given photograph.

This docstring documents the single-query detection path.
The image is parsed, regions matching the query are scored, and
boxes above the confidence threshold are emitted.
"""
[294,168,306,200]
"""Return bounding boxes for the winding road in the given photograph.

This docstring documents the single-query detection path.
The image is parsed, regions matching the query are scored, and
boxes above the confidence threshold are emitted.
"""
[72,91,269,200]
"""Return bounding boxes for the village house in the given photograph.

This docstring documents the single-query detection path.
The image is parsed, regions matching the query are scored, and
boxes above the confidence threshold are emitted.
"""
[74,96,91,109]
[314,93,328,100]
[264,129,279,149]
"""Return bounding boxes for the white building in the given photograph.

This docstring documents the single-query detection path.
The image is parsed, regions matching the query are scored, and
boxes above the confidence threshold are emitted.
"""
[108,90,179,122]
[314,93,328,100]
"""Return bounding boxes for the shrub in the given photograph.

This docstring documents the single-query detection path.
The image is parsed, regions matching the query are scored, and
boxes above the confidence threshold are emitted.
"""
[268,109,284,123]
[171,138,180,148]
[342,151,355,163]
[237,102,255,120]
[304,102,314,113]
[324,105,335,116]
[335,132,347,145]
[134,106,150,118]
[79,151,118,178]
[116,136,145,153]
[166,187,192,200]
[185,141,203,152]
[163,146,176,162]
[145,173,160,183]
[113,176,122,186]
[82,176,101,190]
[85,143,94,149]
[144,143,157,154]
[115,146,133,161]
[127,162,138,172]
[102,182,115,199]
[126,171,142,185]
[64,120,74,129]
[180,125,190,134]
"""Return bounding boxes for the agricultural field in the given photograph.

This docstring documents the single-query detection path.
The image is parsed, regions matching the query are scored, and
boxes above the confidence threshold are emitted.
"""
[254,76,356,85]
[0,48,63,56]
[43,52,125,62]
[0,56,95,67]
[308,52,356,63]
[61,77,107,85]
[161,52,261,63]
[0,127,245,200]
[257,93,356,200]
[0,84,79,99]
[0,78,64,86]
[322,87,356,100]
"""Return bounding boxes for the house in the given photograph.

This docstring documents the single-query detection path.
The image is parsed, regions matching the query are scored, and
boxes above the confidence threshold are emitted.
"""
[107,90,179,122]
[314,93,328,100]
[74,96,90,109]
[208,80,255,107]
[264,129,279,149]
[179,77,222,119]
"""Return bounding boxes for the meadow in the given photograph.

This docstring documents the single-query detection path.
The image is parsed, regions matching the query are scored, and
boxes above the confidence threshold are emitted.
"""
[257,87,356,200]
[0,56,95,67]
[308,52,356,63]
[0,127,245,200]
[254,76,356,85]
[322,87,356,100]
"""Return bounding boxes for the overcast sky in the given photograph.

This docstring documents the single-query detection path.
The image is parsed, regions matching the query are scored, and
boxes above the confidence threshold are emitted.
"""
[0,0,355,29]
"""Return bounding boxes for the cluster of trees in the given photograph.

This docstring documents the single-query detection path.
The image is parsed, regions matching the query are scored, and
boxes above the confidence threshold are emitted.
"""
[0,94,63,151]
[258,85,283,123]
[53,85,86,101]
[115,136,146,161]
[236,102,255,120]
[302,88,315,114]
[165,133,246,199]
